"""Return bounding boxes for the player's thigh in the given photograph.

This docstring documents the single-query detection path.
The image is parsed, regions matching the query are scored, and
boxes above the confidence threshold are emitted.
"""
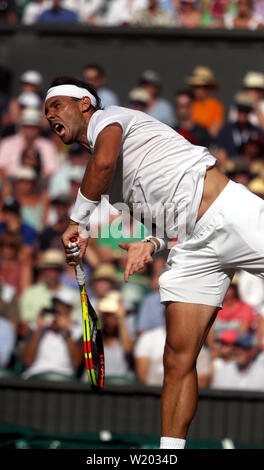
[164,302,219,366]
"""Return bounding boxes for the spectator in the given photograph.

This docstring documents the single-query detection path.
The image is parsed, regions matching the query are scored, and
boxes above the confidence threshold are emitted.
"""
[22,0,50,25]
[103,0,147,26]
[0,197,37,255]
[0,277,20,326]
[186,66,224,137]
[248,174,264,199]
[2,69,43,133]
[75,0,105,23]
[89,263,119,309]
[0,231,32,295]
[240,131,264,175]
[201,0,237,27]
[177,0,202,28]
[212,330,237,364]
[223,0,263,29]
[0,0,17,24]
[0,108,59,179]
[229,71,264,131]
[174,89,212,148]
[96,291,134,380]
[137,260,166,334]
[0,317,16,368]
[83,64,119,108]
[138,70,175,127]
[48,143,87,199]
[37,0,79,23]
[209,283,258,348]
[253,0,264,22]
[19,249,80,334]
[211,332,264,391]
[128,87,152,112]
[225,159,252,186]
[134,325,211,387]
[217,92,264,159]
[132,0,176,25]
[12,166,48,233]
[22,288,83,379]
[37,193,72,252]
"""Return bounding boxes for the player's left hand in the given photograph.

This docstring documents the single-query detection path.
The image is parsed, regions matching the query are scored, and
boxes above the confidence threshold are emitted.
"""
[119,241,154,282]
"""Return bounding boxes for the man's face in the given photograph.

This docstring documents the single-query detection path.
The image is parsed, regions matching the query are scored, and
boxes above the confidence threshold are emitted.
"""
[21,125,40,142]
[237,107,250,125]
[175,94,192,121]
[141,82,159,99]
[83,68,104,89]
[45,96,83,145]
[235,346,255,368]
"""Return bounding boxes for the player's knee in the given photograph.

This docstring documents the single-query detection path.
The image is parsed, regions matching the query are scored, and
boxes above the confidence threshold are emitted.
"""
[163,342,196,380]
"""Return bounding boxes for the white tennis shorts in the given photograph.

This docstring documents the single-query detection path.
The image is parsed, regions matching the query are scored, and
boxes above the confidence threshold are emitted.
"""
[159,180,264,308]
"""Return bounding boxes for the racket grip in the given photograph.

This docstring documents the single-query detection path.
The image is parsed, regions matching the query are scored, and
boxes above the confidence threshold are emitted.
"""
[74,259,85,286]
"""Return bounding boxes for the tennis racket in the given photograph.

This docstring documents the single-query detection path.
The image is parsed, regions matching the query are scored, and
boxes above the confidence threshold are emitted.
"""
[69,236,105,391]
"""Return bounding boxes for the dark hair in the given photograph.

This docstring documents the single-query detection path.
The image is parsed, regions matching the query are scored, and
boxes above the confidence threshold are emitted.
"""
[175,89,194,101]
[83,64,105,77]
[49,76,102,111]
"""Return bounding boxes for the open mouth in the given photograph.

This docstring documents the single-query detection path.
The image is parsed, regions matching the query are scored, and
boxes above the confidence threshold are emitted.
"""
[53,123,65,137]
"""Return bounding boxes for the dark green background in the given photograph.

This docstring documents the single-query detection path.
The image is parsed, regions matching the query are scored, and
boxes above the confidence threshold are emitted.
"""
[1,25,264,113]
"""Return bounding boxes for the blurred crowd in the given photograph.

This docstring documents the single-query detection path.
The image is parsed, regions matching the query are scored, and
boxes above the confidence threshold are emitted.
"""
[1,0,264,29]
[1,61,264,392]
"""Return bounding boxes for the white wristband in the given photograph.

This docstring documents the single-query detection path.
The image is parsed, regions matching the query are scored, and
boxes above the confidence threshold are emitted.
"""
[144,236,166,253]
[70,189,99,226]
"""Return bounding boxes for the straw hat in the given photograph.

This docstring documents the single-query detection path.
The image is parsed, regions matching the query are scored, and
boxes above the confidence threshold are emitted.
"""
[186,66,219,87]
[248,177,264,196]
[128,88,151,105]
[234,91,257,109]
[98,291,121,313]
[37,249,66,270]
[19,108,42,127]
[91,264,118,283]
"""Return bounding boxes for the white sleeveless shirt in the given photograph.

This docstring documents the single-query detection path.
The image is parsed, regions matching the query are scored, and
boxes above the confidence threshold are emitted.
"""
[87,106,216,242]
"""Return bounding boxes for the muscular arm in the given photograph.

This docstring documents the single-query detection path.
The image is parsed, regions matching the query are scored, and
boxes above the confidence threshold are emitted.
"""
[79,123,123,201]
[63,123,123,260]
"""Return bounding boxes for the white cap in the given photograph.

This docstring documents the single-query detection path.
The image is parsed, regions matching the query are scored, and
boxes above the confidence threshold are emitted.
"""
[128,87,151,104]
[20,70,43,86]
[15,166,37,181]
[19,108,42,126]
[18,92,42,109]
[53,288,75,306]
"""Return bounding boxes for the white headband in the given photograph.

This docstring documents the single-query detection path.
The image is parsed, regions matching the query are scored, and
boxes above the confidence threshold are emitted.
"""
[45,84,97,107]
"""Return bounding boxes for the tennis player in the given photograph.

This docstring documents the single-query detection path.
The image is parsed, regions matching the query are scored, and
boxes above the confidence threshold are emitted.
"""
[45,76,264,449]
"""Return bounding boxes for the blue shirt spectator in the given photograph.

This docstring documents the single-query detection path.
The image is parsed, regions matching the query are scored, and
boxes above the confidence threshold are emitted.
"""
[37,2,79,24]
[0,222,36,247]
[137,291,165,333]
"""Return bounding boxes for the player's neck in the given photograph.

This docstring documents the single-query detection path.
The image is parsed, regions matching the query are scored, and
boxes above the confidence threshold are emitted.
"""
[76,108,96,150]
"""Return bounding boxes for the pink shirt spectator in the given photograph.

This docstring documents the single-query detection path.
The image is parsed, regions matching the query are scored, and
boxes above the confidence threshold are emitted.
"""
[0,133,59,178]
[217,300,257,330]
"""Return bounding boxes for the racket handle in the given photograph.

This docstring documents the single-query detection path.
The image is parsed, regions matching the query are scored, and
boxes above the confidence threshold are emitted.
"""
[75,258,85,286]
[69,236,85,286]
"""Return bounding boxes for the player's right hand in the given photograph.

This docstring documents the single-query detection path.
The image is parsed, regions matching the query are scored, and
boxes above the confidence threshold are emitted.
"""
[62,221,88,266]
[118,241,154,282]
